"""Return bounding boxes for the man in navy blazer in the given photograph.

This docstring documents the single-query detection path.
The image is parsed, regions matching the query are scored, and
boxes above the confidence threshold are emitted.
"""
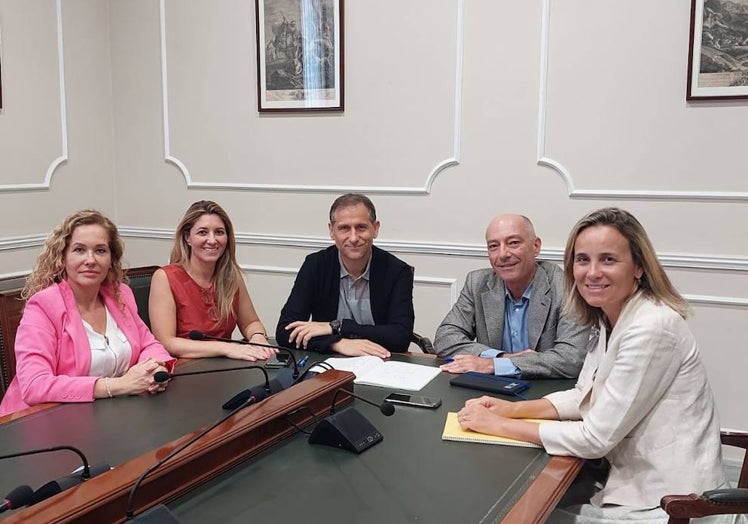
[435,214,588,378]
[275,194,414,355]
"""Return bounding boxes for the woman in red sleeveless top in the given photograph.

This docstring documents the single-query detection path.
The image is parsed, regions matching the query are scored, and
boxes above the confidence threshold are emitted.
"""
[148,201,277,361]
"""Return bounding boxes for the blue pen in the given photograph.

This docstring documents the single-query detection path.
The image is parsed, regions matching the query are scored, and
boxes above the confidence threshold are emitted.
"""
[443,357,454,363]
[297,355,309,368]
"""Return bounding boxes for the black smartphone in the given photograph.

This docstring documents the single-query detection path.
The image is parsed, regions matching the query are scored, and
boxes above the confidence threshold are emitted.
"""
[265,353,292,368]
[384,393,442,409]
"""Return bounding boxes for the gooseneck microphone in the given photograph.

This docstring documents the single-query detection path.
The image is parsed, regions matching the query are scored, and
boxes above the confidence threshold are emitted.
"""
[188,330,300,379]
[0,445,95,480]
[221,382,272,411]
[151,364,274,410]
[308,389,396,454]
[0,445,112,506]
[330,389,395,416]
[0,485,33,514]
[154,364,270,390]
[28,463,113,506]
[125,394,262,521]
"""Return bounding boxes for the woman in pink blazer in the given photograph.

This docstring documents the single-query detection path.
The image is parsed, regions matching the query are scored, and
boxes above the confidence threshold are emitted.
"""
[0,210,175,417]
[457,208,729,522]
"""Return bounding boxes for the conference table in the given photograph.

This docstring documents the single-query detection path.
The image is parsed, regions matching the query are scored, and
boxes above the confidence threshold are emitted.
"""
[0,353,581,523]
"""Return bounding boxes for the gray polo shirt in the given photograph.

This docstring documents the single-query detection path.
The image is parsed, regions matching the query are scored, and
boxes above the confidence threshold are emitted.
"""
[336,253,374,325]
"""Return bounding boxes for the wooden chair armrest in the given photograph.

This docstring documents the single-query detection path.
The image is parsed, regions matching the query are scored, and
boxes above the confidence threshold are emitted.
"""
[662,489,748,523]
[722,429,748,450]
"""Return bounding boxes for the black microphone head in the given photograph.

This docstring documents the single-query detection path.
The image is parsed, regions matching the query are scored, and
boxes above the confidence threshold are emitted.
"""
[380,402,395,416]
[28,481,63,506]
[4,485,33,509]
[153,371,170,383]
[221,389,252,410]
[221,384,268,410]
[188,330,204,341]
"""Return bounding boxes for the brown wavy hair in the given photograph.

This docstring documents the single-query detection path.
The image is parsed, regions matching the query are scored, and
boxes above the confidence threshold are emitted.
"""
[170,200,242,324]
[563,207,688,327]
[23,210,125,302]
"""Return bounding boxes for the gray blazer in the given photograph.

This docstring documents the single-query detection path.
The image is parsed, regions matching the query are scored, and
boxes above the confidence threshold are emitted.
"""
[433,261,588,378]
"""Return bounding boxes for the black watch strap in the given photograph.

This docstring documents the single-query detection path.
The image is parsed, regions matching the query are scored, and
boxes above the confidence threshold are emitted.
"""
[330,319,342,335]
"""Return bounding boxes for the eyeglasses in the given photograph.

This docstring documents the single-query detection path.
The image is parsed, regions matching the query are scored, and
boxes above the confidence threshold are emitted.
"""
[200,286,219,321]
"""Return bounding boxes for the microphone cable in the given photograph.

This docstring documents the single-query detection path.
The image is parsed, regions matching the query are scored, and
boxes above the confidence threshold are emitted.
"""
[125,396,259,519]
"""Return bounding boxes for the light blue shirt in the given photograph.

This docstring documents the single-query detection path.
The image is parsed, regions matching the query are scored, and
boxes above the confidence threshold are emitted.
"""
[479,284,533,376]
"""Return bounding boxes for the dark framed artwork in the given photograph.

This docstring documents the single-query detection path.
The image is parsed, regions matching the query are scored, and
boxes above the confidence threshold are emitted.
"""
[687,0,748,100]
[255,0,343,112]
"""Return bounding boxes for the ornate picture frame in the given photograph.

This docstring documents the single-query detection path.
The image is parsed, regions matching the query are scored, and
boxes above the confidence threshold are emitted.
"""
[255,0,344,112]
[687,0,748,100]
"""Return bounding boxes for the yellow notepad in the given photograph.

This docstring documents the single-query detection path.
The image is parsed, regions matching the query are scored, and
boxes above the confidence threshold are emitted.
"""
[441,412,543,448]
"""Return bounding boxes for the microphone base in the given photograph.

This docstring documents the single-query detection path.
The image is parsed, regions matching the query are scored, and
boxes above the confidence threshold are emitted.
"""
[308,408,383,454]
[129,504,182,523]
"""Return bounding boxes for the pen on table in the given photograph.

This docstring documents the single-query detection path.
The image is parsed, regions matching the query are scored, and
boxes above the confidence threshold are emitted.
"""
[297,355,309,368]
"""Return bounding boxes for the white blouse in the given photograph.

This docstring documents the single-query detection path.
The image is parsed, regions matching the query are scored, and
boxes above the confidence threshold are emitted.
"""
[84,306,133,377]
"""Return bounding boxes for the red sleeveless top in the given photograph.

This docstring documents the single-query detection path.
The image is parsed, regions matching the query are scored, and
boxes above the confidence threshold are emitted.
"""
[162,264,238,339]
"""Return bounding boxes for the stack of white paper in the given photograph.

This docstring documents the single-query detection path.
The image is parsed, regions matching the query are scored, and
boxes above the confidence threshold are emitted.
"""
[310,356,441,391]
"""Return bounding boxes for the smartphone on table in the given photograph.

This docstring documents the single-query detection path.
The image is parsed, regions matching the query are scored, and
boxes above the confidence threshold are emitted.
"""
[265,353,292,368]
[384,393,442,409]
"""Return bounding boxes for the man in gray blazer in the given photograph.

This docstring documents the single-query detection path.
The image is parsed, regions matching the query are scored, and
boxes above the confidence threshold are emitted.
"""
[435,214,588,378]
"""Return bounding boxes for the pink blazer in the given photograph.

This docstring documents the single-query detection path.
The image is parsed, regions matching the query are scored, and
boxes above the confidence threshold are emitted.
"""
[0,280,175,416]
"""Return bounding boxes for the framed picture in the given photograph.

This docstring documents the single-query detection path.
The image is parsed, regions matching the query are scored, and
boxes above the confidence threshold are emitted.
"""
[687,0,748,100]
[255,0,344,112]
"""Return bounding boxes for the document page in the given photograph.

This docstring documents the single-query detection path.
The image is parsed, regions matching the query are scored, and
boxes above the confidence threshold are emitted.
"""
[312,356,441,391]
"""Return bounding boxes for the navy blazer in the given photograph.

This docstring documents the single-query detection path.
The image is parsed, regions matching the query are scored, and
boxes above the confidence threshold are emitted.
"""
[275,245,415,353]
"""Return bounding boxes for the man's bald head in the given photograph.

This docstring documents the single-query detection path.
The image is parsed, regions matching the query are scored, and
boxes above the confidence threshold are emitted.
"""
[485,214,541,299]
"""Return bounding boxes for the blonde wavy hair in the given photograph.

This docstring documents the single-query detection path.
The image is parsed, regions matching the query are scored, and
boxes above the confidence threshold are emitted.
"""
[23,210,125,302]
[562,207,688,328]
[170,201,242,325]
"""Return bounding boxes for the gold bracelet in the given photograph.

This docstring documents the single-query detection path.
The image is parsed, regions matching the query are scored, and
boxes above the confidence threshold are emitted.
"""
[104,377,113,398]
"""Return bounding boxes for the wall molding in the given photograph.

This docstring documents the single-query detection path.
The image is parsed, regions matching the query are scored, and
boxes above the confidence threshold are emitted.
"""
[0,234,49,252]
[4,228,748,275]
[158,0,463,195]
[682,294,748,308]
[536,0,748,203]
[0,0,68,193]
[2,229,747,307]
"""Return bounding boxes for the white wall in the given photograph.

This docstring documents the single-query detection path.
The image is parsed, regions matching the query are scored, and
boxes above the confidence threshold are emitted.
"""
[0,0,116,273]
[0,0,746,463]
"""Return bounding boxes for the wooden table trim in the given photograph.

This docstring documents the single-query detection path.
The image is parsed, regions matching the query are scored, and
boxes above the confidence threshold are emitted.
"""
[3,370,355,523]
[501,455,583,524]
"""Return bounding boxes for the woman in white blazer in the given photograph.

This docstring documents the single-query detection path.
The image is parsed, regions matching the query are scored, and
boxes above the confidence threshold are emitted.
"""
[457,208,734,523]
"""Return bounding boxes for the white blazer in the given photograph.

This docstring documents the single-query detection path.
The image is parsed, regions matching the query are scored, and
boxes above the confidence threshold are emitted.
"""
[539,292,725,508]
